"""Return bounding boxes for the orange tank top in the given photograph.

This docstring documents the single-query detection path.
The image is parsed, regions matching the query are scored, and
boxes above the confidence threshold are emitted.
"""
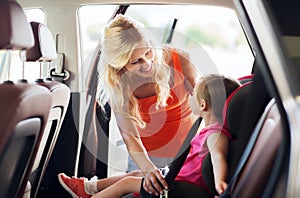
[137,50,194,157]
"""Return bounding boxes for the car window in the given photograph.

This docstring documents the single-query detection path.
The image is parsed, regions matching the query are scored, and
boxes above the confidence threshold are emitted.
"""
[78,5,118,63]
[126,5,254,79]
[78,5,118,91]
[78,5,254,80]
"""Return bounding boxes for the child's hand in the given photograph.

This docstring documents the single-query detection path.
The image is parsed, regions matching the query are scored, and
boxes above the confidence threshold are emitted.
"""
[215,181,228,195]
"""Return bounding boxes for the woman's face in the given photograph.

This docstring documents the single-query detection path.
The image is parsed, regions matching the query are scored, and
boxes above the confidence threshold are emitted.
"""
[125,42,155,78]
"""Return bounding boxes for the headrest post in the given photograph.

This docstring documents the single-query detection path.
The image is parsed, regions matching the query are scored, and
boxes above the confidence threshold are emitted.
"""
[40,62,43,79]
[6,50,11,81]
[19,50,26,80]
[46,62,52,79]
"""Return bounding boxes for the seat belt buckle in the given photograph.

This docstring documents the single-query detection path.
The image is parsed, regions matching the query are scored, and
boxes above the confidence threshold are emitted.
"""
[160,189,168,198]
[159,165,170,177]
[158,165,169,198]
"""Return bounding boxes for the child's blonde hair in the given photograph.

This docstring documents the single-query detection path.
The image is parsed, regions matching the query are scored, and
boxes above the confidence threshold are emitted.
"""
[98,14,171,128]
[194,74,241,122]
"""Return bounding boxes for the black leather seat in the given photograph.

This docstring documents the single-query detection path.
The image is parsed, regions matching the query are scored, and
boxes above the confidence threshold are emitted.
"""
[202,81,254,195]
[225,99,283,197]
[0,84,52,198]
[237,74,254,84]
[0,1,52,197]
[25,21,71,198]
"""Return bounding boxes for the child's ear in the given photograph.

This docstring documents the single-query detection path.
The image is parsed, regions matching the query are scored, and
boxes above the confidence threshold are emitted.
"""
[200,99,207,111]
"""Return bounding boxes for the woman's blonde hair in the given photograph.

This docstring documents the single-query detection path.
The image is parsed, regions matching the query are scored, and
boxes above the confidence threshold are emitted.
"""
[98,14,171,128]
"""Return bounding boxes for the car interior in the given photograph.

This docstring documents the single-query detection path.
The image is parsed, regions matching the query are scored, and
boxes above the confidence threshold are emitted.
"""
[25,21,71,198]
[0,1,52,197]
[0,0,295,197]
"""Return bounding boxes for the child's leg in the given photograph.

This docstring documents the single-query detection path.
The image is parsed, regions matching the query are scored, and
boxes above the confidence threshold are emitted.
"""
[96,170,143,192]
[58,170,143,197]
[92,176,142,198]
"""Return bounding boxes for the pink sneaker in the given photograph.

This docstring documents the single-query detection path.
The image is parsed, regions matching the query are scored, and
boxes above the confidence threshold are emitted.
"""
[58,173,91,198]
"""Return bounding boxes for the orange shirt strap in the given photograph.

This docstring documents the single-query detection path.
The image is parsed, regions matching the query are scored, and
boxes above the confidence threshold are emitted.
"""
[172,50,183,73]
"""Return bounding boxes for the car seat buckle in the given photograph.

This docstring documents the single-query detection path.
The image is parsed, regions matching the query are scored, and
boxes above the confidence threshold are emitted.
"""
[160,189,168,198]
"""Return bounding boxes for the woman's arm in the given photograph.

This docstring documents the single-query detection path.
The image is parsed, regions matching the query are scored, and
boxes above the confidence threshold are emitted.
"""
[114,112,168,196]
[162,46,199,93]
[177,49,200,93]
[207,132,230,195]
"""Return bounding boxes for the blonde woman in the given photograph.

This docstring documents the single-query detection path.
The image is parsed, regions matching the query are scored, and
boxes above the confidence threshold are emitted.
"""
[60,14,199,196]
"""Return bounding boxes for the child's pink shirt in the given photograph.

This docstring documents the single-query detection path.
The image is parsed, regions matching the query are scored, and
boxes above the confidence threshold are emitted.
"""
[175,123,231,193]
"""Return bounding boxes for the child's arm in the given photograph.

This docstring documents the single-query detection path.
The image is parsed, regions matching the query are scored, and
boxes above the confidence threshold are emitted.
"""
[207,132,230,195]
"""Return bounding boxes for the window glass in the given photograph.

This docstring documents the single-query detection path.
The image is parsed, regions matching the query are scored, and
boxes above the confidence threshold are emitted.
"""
[78,5,117,64]
[78,5,118,93]
[126,5,254,79]
[79,5,253,80]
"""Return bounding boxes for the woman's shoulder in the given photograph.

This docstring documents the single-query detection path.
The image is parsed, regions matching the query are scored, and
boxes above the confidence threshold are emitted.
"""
[162,45,190,66]
[162,45,189,57]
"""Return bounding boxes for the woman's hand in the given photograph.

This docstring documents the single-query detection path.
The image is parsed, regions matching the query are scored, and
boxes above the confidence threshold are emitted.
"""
[142,169,169,196]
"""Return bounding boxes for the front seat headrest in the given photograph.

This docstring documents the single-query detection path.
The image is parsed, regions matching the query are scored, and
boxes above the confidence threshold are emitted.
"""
[26,21,57,61]
[0,1,34,50]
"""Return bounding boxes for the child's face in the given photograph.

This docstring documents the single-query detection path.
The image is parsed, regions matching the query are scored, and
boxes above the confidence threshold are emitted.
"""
[189,87,201,115]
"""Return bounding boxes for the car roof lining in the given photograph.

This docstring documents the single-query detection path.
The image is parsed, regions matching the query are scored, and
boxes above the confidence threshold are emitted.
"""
[17,0,235,9]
